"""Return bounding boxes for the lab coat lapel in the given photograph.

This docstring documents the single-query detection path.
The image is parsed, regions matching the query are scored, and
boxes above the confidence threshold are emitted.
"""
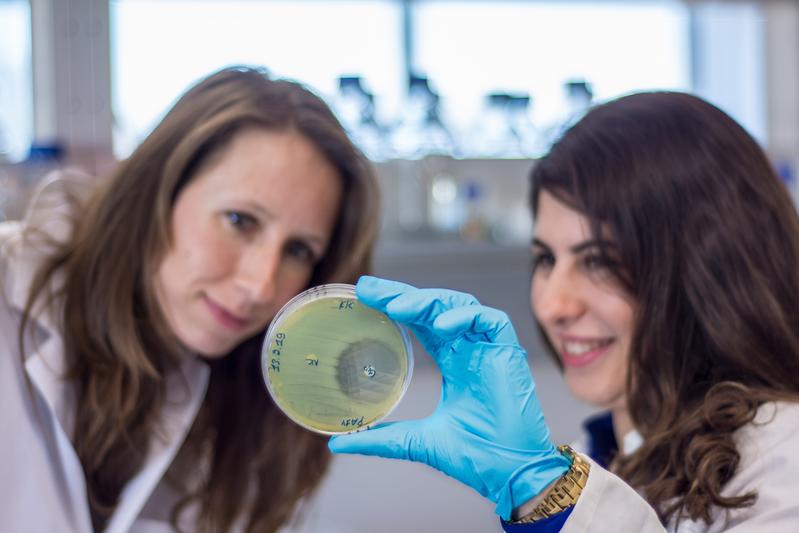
[23,325,93,533]
[104,356,209,533]
[21,311,210,533]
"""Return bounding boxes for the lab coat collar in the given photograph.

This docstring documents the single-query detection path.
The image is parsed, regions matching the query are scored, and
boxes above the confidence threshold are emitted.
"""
[23,321,92,532]
[105,355,209,533]
[6,224,76,434]
[21,303,210,533]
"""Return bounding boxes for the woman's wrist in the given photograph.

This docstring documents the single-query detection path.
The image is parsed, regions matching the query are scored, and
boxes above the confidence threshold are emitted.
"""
[508,446,590,524]
[511,477,560,520]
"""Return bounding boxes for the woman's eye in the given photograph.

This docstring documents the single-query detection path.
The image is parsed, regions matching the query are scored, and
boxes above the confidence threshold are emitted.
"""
[225,211,257,231]
[285,241,315,263]
[582,254,615,277]
[531,251,555,272]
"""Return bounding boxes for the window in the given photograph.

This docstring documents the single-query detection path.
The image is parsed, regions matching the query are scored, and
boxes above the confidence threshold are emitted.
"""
[110,1,766,160]
[411,1,690,141]
[0,0,33,162]
[110,0,403,157]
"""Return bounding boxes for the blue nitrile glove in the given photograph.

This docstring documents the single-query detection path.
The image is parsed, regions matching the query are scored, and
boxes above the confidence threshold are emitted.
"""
[328,276,571,520]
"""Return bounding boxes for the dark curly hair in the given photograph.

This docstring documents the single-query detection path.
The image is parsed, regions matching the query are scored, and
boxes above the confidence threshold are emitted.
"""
[530,91,799,524]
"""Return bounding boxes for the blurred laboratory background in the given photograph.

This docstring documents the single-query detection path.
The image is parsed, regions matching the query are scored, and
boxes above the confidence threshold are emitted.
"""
[1,0,798,531]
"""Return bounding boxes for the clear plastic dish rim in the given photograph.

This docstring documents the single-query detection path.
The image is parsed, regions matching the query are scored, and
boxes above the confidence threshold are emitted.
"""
[261,283,414,436]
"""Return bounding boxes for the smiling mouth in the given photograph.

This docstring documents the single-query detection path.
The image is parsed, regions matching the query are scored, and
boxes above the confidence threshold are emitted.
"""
[560,338,613,367]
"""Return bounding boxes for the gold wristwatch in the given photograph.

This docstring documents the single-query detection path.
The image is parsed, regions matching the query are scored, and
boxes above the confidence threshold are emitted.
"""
[509,445,590,524]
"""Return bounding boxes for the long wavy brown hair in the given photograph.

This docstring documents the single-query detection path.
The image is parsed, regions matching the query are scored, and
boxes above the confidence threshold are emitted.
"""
[530,91,799,525]
[20,66,380,532]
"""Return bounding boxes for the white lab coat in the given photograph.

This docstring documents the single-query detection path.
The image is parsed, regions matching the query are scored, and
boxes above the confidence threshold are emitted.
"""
[561,402,799,532]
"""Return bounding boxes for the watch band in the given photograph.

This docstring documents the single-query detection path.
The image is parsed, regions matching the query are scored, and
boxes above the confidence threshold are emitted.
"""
[509,445,591,524]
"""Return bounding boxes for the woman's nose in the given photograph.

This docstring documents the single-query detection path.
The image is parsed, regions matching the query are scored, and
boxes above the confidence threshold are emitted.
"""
[532,268,585,325]
[235,244,282,303]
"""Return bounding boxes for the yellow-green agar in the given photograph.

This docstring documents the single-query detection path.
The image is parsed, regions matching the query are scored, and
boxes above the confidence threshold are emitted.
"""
[263,287,411,435]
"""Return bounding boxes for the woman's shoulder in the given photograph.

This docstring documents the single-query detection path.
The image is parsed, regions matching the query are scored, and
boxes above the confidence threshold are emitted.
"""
[0,169,96,310]
[738,400,799,452]
[728,400,799,487]
[21,169,96,238]
[704,401,799,530]
[2,169,95,250]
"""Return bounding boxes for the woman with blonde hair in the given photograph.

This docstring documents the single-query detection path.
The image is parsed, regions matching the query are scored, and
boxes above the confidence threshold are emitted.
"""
[1,66,379,532]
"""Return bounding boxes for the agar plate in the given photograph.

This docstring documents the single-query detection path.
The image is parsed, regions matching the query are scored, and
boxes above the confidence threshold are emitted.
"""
[262,284,413,435]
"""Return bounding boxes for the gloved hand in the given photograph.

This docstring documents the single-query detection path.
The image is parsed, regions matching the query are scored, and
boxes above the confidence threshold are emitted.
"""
[328,276,570,520]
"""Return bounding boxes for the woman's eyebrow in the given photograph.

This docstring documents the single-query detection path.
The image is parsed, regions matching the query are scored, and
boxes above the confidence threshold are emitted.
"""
[531,238,550,249]
[238,200,273,220]
[532,237,616,254]
[571,239,617,254]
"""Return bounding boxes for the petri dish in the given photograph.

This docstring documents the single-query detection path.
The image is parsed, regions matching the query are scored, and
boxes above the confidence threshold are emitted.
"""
[262,283,413,435]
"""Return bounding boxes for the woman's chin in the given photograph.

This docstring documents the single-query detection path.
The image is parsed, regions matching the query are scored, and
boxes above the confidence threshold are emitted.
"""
[566,376,624,410]
[183,336,239,359]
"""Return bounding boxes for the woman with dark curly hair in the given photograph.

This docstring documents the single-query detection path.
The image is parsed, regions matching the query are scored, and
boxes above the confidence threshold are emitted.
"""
[330,92,799,531]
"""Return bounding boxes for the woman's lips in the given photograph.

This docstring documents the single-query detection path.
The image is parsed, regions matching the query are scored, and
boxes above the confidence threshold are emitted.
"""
[203,296,249,331]
[559,338,613,368]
